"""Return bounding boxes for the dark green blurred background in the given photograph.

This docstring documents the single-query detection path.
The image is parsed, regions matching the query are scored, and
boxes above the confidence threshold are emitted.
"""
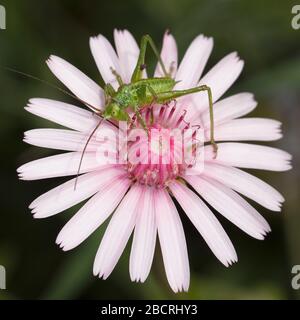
[0,0,299,299]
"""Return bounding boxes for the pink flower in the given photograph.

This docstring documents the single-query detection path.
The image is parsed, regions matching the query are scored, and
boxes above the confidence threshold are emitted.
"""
[17,30,292,292]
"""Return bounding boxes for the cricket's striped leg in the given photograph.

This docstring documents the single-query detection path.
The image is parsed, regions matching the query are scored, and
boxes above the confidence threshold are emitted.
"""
[131,35,169,82]
[156,85,218,157]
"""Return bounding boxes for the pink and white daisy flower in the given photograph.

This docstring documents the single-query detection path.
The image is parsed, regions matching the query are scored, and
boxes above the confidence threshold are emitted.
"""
[17,30,292,293]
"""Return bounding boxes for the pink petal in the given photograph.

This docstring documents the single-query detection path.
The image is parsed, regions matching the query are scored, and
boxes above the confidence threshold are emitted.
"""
[154,31,178,78]
[201,93,257,127]
[154,189,190,293]
[204,143,292,171]
[186,176,271,239]
[90,34,123,89]
[56,177,131,251]
[93,184,143,279]
[202,163,284,211]
[175,35,213,89]
[24,128,117,152]
[25,99,100,132]
[169,181,237,266]
[210,118,282,142]
[187,52,244,117]
[17,152,114,180]
[46,55,104,110]
[113,29,140,83]
[30,166,125,218]
[130,186,156,283]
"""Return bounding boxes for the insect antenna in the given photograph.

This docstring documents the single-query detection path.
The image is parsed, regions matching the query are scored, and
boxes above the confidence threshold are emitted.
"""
[2,65,119,126]
[1,65,115,190]
[74,117,105,191]
[0,65,103,113]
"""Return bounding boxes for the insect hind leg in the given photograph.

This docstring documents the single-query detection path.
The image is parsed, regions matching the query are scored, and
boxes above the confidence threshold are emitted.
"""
[131,35,169,83]
[155,85,218,158]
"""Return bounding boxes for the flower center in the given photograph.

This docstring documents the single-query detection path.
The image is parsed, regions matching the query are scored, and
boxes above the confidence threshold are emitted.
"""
[123,103,196,188]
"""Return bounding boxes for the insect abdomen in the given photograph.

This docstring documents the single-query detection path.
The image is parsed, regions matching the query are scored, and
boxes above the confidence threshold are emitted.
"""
[116,77,176,109]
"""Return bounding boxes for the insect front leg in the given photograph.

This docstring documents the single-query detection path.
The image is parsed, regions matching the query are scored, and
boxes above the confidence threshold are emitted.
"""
[110,67,124,86]
[146,84,158,105]
[135,83,157,127]
[131,35,169,82]
[104,83,116,102]
[135,110,148,132]
[136,83,159,108]
[156,85,218,157]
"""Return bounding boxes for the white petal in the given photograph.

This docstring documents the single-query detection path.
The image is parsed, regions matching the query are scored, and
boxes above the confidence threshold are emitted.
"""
[210,118,283,142]
[25,98,99,132]
[188,52,244,117]
[204,143,292,171]
[90,34,122,89]
[93,184,143,279]
[202,163,284,211]
[175,35,213,89]
[130,186,156,283]
[17,152,114,180]
[169,181,237,266]
[154,31,178,78]
[113,29,140,83]
[56,177,131,251]
[202,93,257,127]
[30,166,125,218]
[154,189,189,293]
[46,55,104,110]
[186,176,271,239]
[24,128,117,153]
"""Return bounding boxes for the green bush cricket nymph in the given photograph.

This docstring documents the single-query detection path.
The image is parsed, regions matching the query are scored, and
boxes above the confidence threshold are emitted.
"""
[4,34,218,188]
[77,35,217,184]
[100,35,216,145]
